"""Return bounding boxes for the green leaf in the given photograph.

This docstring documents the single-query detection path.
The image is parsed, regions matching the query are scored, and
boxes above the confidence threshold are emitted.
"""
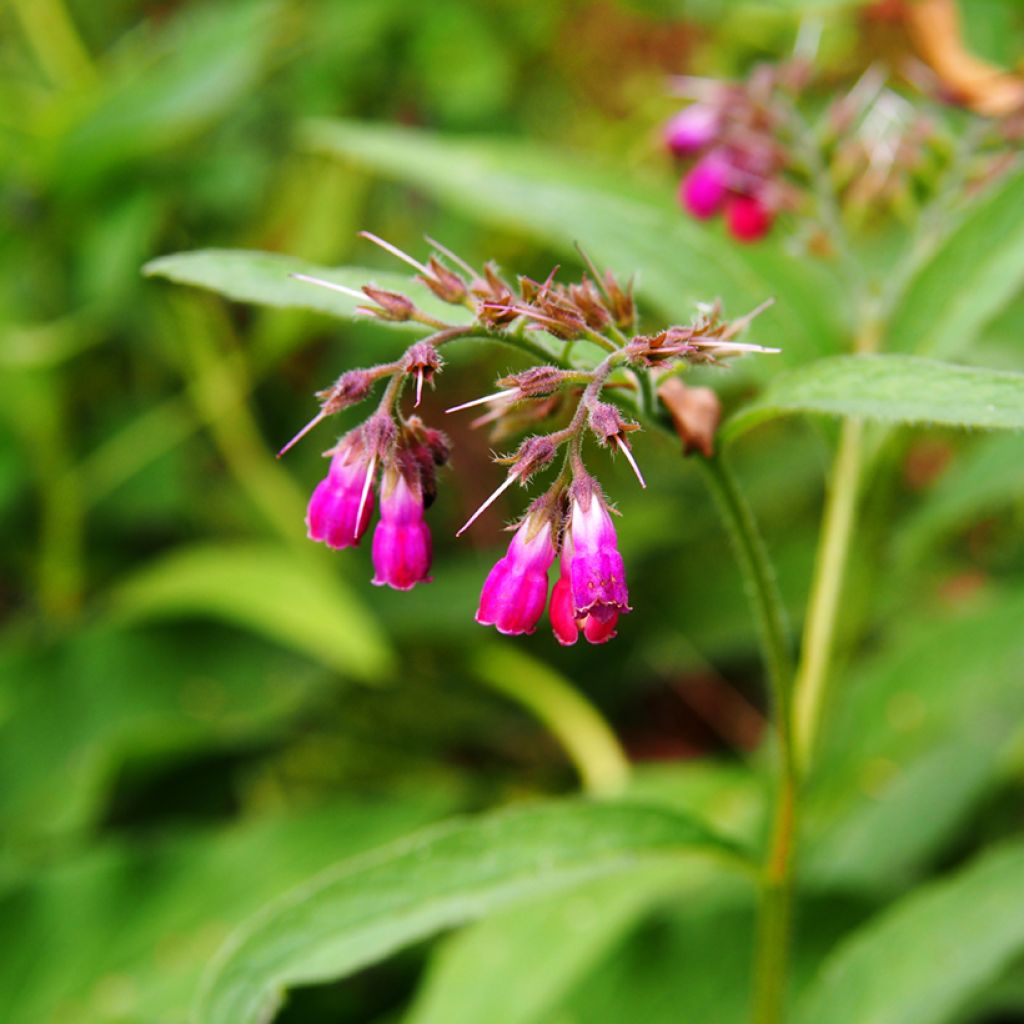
[196,800,745,1024]
[0,794,461,1024]
[893,432,1024,568]
[0,625,331,857]
[887,167,1024,359]
[105,544,393,682]
[796,842,1024,1024]
[804,589,1024,890]
[143,249,466,328]
[724,354,1024,442]
[404,762,762,1024]
[405,865,683,1024]
[300,118,847,363]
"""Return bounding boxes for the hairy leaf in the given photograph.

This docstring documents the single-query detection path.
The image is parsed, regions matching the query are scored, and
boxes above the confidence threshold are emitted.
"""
[724,354,1024,442]
[105,544,393,682]
[887,166,1024,359]
[796,842,1024,1024]
[195,800,745,1024]
[143,249,464,328]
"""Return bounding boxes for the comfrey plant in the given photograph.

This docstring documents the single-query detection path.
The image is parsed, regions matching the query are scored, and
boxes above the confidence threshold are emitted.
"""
[281,232,776,645]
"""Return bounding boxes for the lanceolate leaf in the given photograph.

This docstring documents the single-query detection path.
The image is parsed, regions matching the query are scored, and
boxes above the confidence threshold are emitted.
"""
[195,801,745,1024]
[796,842,1024,1024]
[887,165,1024,359]
[143,249,466,328]
[299,118,847,363]
[105,544,393,682]
[723,354,1024,442]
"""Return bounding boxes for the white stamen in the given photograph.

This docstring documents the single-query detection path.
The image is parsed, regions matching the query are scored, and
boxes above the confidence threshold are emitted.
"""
[415,368,424,408]
[721,297,776,340]
[456,472,520,537]
[469,406,507,430]
[277,409,327,458]
[357,454,377,528]
[445,388,519,414]
[359,231,431,276]
[700,340,782,354]
[290,273,366,301]
[615,436,647,489]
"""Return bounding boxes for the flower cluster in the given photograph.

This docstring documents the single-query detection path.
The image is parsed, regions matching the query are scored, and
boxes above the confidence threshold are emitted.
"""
[284,234,776,646]
[663,65,803,242]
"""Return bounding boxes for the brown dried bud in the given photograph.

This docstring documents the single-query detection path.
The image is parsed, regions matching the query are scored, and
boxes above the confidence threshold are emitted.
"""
[496,365,571,398]
[402,342,444,378]
[418,257,467,304]
[498,434,558,481]
[317,369,375,413]
[657,378,721,459]
[587,401,640,447]
[603,270,635,329]
[567,278,612,330]
[361,286,416,321]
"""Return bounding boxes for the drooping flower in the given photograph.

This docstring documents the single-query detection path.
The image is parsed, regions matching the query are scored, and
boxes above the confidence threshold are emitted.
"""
[663,105,718,156]
[549,558,622,647]
[371,466,432,590]
[551,477,631,645]
[476,506,557,636]
[680,153,730,219]
[306,448,375,550]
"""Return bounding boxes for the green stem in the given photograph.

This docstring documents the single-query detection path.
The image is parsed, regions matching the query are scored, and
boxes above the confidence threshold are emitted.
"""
[791,416,864,771]
[791,314,880,772]
[473,644,630,796]
[696,453,796,1024]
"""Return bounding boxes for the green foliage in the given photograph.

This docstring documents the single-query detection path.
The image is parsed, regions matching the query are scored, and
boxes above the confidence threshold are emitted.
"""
[4,1,1024,1023]
[796,843,1024,1024]
[722,354,1024,441]
[197,801,743,1023]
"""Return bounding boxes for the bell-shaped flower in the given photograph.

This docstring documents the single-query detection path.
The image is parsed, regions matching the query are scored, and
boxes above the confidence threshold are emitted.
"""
[680,152,730,219]
[566,481,631,625]
[371,467,432,590]
[475,508,557,636]
[306,449,375,550]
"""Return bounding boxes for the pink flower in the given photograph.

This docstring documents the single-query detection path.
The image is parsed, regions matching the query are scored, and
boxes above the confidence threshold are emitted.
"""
[663,105,718,156]
[476,510,556,636]
[726,193,774,242]
[371,469,432,590]
[306,451,374,550]
[551,481,630,645]
[680,153,730,219]
[549,565,621,647]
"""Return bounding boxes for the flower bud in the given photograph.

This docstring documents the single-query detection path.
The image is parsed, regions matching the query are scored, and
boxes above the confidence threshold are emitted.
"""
[371,467,432,591]
[317,369,375,414]
[680,153,730,219]
[587,402,638,447]
[501,434,558,482]
[475,506,558,636]
[726,194,774,242]
[419,257,467,304]
[496,365,571,398]
[361,286,416,321]
[663,105,718,156]
[306,447,375,550]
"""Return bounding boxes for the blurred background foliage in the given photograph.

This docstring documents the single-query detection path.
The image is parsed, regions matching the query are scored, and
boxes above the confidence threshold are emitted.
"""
[2,0,1024,1022]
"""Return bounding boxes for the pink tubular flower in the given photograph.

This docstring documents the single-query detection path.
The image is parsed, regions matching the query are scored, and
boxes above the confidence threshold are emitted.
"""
[551,480,630,645]
[475,509,556,636]
[306,451,374,550]
[663,105,718,156]
[680,152,730,219]
[726,193,774,242]
[371,469,432,590]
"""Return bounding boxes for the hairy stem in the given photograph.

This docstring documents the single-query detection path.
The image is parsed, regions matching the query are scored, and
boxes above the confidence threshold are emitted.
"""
[696,454,797,1024]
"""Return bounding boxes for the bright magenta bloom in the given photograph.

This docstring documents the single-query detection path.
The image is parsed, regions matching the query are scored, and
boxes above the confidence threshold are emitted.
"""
[551,483,630,645]
[371,470,432,590]
[476,511,556,636]
[306,451,374,550]
[680,153,729,219]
